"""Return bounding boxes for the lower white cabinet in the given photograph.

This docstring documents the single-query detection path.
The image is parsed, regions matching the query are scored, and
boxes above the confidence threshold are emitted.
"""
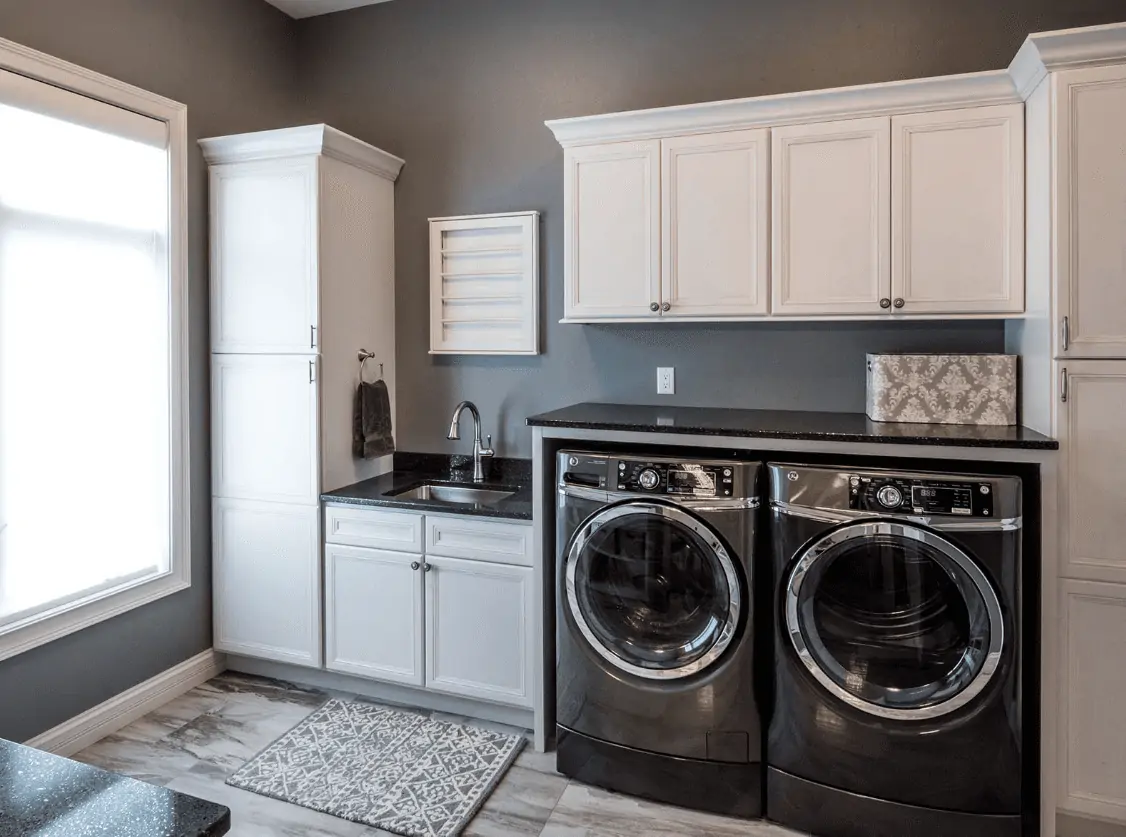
[1059,579,1126,822]
[325,544,424,685]
[213,498,321,666]
[322,506,535,708]
[424,556,534,708]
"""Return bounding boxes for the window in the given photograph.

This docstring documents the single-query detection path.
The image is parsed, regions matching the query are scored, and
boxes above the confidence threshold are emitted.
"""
[0,40,188,661]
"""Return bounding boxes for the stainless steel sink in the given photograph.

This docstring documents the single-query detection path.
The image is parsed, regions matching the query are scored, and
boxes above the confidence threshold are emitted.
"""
[386,483,517,505]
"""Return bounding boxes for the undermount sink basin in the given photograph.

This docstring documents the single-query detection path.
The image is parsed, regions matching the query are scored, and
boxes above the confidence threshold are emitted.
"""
[387,483,517,505]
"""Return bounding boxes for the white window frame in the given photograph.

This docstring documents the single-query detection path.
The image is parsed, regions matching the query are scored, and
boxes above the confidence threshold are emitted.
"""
[0,37,190,663]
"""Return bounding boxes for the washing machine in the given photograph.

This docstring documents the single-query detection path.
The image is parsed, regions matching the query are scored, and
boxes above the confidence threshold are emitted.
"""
[555,451,763,817]
[766,463,1025,837]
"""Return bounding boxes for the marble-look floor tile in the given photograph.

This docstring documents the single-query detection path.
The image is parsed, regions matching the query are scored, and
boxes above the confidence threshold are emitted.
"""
[72,734,213,787]
[165,695,322,773]
[111,689,227,745]
[194,671,328,709]
[513,745,560,776]
[167,772,393,837]
[540,783,807,837]
[464,764,569,836]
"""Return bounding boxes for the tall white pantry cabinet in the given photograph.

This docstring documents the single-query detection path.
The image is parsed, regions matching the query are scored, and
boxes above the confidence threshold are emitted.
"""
[1007,44,1126,832]
[200,125,404,668]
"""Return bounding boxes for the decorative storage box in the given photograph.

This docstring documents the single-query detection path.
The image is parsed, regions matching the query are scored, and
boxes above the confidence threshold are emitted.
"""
[866,354,1018,426]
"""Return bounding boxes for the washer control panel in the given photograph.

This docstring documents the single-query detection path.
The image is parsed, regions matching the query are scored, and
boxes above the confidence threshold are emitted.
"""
[617,459,734,497]
[848,474,995,517]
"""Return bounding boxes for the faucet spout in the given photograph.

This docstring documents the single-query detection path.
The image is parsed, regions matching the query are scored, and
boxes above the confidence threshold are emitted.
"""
[447,401,493,482]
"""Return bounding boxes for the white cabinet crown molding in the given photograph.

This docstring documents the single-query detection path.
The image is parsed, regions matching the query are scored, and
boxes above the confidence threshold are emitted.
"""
[546,22,1126,148]
[199,123,405,181]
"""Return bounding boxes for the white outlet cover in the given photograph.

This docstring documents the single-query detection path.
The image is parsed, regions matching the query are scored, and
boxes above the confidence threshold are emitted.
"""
[657,367,675,395]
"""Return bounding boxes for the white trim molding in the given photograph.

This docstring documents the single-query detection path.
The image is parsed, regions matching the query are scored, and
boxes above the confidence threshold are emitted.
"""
[25,650,226,757]
[199,124,405,182]
[0,36,192,664]
[546,21,1126,148]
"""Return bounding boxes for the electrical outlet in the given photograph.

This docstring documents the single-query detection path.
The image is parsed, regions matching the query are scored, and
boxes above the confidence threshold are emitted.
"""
[657,367,675,395]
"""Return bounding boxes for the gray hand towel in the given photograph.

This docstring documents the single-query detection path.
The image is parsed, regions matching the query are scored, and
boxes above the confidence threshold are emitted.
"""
[353,379,395,459]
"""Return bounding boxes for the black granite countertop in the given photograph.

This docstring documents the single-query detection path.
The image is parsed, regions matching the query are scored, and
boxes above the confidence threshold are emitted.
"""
[526,403,1058,451]
[0,738,230,837]
[322,452,533,520]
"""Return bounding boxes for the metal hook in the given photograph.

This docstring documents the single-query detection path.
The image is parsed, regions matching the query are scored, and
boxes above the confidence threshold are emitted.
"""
[358,350,382,384]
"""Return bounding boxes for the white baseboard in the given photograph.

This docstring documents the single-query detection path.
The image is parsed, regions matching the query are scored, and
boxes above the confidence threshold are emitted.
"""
[25,649,227,757]
[1058,812,1126,837]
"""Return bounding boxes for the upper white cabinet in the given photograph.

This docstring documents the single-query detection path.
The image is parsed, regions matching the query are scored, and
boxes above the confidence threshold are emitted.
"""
[662,129,770,317]
[1054,65,1126,358]
[202,125,403,670]
[891,104,1025,315]
[771,117,890,316]
[564,141,661,320]
[210,158,319,354]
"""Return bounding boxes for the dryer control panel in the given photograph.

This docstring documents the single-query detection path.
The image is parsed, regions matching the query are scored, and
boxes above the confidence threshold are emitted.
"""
[616,460,734,497]
[848,474,995,517]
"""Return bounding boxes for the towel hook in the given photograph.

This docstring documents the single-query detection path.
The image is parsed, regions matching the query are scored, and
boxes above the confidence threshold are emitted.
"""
[358,350,382,384]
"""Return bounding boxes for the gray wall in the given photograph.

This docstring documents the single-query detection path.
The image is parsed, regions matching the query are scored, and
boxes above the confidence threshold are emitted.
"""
[296,0,1126,458]
[0,0,301,741]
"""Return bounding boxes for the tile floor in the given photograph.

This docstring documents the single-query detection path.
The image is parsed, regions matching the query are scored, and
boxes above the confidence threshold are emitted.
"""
[72,671,804,837]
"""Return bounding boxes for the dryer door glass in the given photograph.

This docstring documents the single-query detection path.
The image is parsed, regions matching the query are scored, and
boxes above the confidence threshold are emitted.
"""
[566,502,742,680]
[786,521,1005,720]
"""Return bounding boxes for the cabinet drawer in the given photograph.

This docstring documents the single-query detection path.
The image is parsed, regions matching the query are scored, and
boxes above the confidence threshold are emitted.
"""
[324,505,423,553]
[425,515,532,567]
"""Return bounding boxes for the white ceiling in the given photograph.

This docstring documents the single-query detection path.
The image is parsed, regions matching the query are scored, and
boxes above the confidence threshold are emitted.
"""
[264,0,394,19]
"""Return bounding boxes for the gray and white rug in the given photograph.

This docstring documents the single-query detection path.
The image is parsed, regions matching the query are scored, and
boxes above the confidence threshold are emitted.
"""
[226,698,526,837]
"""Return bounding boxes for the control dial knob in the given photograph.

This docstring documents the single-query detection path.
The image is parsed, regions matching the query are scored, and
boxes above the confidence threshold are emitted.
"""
[875,484,904,509]
[638,469,660,490]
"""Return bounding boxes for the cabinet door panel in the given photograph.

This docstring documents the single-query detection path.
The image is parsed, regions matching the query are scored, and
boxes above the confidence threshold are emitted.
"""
[564,141,661,320]
[891,105,1024,315]
[212,354,319,504]
[213,498,320,666]
[1059,579,1126,822]
[210,159,318,354]
[424,556,534,707]
[1055,66,1126,358]
[325,544,423,685]
[662,130,769,317]
[1059,362,1126,584]
[771,117,890,316]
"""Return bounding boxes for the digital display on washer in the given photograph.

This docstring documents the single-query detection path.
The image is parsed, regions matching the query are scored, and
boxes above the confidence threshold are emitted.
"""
[667,468,716,496]
[911,484,974,515]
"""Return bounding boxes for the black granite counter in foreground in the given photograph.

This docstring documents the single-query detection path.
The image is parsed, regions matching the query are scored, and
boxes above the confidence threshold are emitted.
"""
[0,738,230,837]
[526,403,1058,451]
[323,452,533,520]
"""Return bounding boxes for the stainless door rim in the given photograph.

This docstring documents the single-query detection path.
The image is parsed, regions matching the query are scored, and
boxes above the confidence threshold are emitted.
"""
[560,483,760,510]
[771,499,1021,532]
[565,501,743,681]
[785,520,1005,721]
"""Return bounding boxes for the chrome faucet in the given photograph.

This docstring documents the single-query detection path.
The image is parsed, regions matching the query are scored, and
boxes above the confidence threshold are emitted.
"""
[447,401,495,482]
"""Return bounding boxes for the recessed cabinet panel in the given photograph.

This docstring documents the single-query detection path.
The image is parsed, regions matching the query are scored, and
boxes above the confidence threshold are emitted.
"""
[1060,580,1126,821]
[1059,362,1126,584]
[771,117,891,316]
[213,498,321,666]
[325,544,424,685]
[211,354,319,504]
[892,105,1024,315]
[424,556,534,708]
[564,141,661,320]
[210,159,318,354]
[1056,66,1126,358]
[661,130,770,317]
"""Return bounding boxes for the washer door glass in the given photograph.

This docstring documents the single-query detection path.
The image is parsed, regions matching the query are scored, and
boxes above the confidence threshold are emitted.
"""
[786,521,1004,720]
[566,502,741,680]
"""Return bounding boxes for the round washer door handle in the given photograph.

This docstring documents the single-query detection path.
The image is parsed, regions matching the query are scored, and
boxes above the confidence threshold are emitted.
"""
[894,298,905,309]
[880,298,892,309]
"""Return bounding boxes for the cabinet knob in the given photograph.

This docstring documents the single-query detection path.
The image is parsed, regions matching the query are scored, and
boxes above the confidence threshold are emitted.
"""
[424,563,433,573]
[411,561,420,571]
[661,302,671,312]
[649,302,660,312]
[880,298,892,309]
[893,298,905,309]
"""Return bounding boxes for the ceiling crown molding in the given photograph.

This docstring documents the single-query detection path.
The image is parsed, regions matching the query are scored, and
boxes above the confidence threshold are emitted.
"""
[199,124,405,181]
[547,20,1126,148]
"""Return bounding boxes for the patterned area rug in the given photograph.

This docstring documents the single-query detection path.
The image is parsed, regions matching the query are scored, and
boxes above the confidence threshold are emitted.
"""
[226,699,525,837]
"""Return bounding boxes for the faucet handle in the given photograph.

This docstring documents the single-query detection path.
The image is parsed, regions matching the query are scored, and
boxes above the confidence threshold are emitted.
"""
[482,434,495,456]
